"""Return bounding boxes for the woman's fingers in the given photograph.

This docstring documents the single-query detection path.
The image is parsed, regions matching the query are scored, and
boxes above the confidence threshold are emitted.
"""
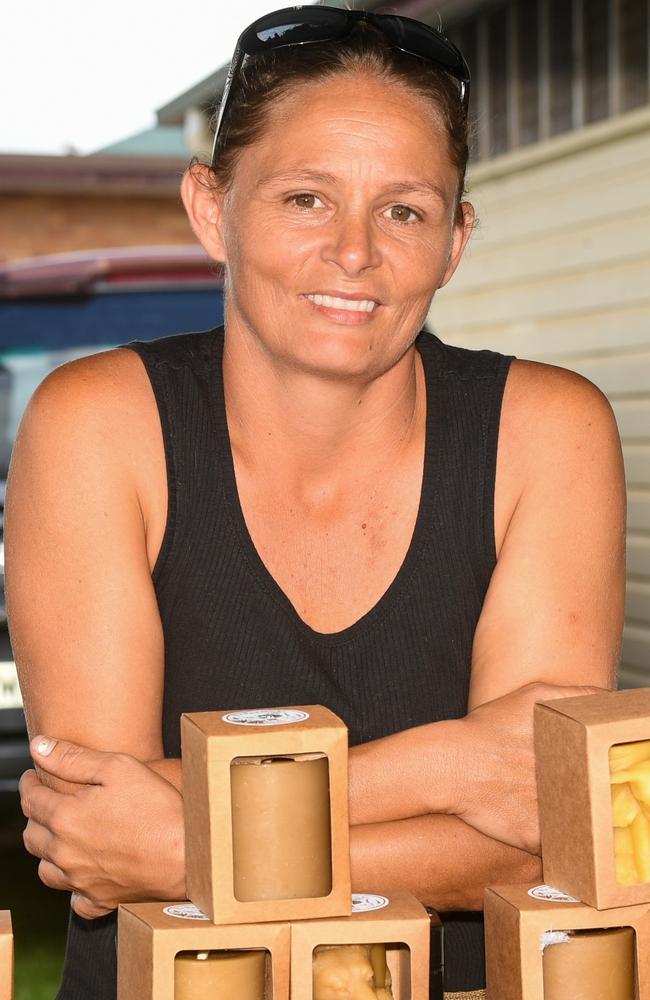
[70,892,114,921]
[22,817,56,861]
[38,858,73,893]
[19,768,63,828]
[29,736,116,785]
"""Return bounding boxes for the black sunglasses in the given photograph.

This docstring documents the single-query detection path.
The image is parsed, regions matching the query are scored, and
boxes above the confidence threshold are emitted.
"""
[210,4,471,169]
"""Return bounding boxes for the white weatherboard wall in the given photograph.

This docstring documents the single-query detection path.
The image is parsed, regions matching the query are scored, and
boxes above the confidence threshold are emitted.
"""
[429,105,650,688]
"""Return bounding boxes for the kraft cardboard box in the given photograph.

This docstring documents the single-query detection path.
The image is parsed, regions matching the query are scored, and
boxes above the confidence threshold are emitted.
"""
[0,912,12,1000]
[181,705,351,925]
[117,901,290,1000]
[290,891,436,1000]
[484,883,650,1000]
[535,688,650,909]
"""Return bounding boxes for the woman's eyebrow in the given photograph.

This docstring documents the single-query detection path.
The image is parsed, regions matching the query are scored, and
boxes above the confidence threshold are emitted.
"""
[258,168,339,188]
[258,169,449,204]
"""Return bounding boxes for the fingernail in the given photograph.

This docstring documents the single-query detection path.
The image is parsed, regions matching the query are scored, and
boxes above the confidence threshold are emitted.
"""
[33,736,56,756]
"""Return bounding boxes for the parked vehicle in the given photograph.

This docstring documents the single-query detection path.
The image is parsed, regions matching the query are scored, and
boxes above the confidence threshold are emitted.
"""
[0,245,224,788]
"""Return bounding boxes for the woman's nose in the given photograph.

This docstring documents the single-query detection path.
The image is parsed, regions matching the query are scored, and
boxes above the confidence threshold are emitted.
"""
[321,210,382,275]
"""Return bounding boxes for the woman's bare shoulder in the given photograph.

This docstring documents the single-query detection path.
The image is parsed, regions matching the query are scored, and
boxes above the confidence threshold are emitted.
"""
[27,345,153,418]
[18,346,160,466]
[502,357,620,466]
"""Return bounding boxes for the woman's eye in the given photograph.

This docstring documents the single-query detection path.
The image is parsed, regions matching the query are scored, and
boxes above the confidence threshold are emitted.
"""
[289,193,323,210]
[386,204,419,224]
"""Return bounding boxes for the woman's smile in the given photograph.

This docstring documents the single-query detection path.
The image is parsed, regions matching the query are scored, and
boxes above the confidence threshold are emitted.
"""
[302,291,381,324]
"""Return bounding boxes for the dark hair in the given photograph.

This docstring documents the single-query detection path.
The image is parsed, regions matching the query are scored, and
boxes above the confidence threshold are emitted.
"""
[199,21,470,216]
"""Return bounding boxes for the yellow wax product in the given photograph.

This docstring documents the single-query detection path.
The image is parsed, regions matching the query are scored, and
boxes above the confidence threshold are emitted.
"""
[614,827,639,884]
[630,810,650,882]
[542,927,635,1000]
[231,754,332,902]
[609,739,650,773]
[313,945,395,1000]
[610,760,650,804]
[174,949,266,1000]
[611,783,640,827]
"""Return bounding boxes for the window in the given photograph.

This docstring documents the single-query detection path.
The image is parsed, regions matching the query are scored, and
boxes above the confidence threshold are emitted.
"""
[446,0,650,162]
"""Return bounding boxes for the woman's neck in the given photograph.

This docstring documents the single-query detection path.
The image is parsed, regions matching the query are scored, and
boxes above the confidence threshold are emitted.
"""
[221,321,425,500]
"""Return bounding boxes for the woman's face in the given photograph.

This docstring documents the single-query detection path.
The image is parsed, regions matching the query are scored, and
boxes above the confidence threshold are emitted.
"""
[209,71,473,380]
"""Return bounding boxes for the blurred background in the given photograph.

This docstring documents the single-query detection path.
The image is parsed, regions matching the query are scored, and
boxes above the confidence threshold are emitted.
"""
[1,0,649,995]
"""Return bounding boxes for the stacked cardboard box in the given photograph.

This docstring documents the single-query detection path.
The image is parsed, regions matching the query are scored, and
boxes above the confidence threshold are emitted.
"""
[0,912,12,1000]
[118,704,440,999]
[485,688,650,1000]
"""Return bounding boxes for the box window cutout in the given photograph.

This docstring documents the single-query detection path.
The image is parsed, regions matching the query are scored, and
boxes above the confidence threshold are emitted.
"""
[541,926,637,1000]
[610,739,650,884]
[174,947,271,1000]
[230,752,333,902]
[312,942,410,1000]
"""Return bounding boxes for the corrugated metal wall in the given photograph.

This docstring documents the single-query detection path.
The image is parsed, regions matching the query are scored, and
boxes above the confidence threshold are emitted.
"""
[429,107,650,687]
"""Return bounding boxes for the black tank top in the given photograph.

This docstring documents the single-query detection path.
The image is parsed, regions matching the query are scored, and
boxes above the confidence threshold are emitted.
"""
[56,326,514,998]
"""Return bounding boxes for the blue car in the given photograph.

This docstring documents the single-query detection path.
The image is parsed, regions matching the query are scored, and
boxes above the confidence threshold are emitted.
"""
[0,245,224,788]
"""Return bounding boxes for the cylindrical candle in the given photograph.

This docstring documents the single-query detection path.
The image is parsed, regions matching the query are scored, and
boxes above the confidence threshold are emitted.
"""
[542,927,635,1000]
[174,949,266,1000]
[230,753,332,901]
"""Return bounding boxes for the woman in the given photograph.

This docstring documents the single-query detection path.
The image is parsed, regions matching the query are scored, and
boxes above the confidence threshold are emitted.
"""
[6,7,625,999]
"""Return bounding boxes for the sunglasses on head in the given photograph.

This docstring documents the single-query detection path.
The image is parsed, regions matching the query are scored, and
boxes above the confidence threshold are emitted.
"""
[210,4,471,169]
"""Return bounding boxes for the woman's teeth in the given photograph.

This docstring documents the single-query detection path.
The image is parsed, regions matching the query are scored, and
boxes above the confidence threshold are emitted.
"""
[306,294,377,313]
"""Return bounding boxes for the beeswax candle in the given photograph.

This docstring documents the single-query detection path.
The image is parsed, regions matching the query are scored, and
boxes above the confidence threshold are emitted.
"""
[542,927,635,1000]
[313,945,394,1000]
[174,949,266,1000]
[231,754,332,901]
[610,739,650,884]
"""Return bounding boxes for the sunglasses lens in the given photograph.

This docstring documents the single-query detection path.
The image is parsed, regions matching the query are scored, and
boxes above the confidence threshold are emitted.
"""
[380,16,469,80]
[245,9,348,53]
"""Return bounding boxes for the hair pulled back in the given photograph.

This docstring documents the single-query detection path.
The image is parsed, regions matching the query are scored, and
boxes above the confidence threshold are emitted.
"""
[203,20,470,211]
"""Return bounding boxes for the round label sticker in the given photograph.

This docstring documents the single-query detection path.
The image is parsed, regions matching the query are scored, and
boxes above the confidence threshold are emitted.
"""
[222,709,310,727]
[163,903,209,921]
[351,893,390,913]
[527,885,580,904]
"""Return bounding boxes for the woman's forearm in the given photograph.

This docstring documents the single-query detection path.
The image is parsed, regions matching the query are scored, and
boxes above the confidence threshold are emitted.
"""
[348,719,466,825]
[350,813,541,911]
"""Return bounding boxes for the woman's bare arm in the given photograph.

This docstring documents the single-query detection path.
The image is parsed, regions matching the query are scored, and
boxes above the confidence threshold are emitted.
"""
[350,814,540,911]
[348,360,626,845]
[5,348,167,780]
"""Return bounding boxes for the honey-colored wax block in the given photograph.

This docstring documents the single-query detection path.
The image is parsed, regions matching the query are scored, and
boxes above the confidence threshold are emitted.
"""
[612,784,641,827]
[615,827,640,884]
[0,912,13,1000]
[610,740,650,773]
[542,927,635,1000]
[117,902,290,1000]
[290,891,435,1000]
[484,882,650,1000]
[231,755,331,902]
[313,944,394,1000]
[181,705,351,925]
[535,688,650,908]
[174,949,266,1000]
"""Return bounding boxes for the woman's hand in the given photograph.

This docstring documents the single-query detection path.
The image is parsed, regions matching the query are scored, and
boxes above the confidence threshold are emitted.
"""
[455,681,604,854]
[19,737,185,920]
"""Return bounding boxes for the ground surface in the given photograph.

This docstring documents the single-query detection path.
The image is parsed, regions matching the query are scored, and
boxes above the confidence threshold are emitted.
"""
[1,790,69,999]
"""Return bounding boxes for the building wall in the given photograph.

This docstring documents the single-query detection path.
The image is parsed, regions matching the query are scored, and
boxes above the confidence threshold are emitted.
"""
[429,104,650,688]
[0,194,193,260]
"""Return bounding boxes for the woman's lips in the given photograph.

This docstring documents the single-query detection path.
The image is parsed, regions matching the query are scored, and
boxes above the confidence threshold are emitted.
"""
[304,292,378,313]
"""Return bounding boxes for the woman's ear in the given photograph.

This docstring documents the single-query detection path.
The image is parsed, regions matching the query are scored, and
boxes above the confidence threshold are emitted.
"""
[180,164,226,262]
[439,200,475,289]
